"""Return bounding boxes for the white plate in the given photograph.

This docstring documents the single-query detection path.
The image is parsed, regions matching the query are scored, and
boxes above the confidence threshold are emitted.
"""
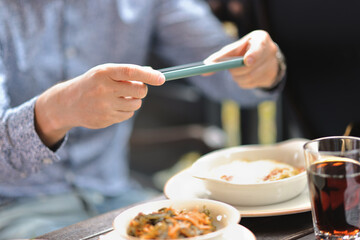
[164,168,311,217]
[99,224,255,240]
[222,224,256,240]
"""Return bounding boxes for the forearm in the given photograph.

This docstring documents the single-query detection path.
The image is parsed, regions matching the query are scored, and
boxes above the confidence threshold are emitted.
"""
[35,81,73,148]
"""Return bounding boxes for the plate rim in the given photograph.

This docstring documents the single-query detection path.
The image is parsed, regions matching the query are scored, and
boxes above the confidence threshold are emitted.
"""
[227,224,256,240]
[100,224,256,240]
[164,168,311,218]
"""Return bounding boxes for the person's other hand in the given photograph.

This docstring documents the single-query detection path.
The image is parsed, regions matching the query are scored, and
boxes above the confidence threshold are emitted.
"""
[35,64,165,147]
[204,30,279,89]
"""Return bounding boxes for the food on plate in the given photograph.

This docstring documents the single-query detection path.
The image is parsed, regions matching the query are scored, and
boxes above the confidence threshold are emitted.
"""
[214,159,304,184]
[127,206,216,239]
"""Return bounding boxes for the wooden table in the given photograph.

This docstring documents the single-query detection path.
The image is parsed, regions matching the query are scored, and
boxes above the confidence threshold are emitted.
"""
[38,195,316,240]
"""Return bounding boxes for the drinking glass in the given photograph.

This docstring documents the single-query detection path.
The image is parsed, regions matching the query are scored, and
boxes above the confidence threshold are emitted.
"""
[304,136,360,240]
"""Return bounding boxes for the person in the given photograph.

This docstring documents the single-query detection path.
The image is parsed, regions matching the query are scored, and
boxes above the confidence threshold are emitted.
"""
[0,0,284,238]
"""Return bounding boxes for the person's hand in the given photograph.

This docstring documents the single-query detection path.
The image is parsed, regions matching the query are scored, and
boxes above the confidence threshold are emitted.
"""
[35,64,165,147]
[204,30,280,89]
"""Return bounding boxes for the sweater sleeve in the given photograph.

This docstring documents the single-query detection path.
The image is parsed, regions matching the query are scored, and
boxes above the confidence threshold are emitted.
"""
[0,56,66,182]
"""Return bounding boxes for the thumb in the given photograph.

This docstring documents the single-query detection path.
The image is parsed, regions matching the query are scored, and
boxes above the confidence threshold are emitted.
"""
[204,37,250,65]
[243,35,266,67]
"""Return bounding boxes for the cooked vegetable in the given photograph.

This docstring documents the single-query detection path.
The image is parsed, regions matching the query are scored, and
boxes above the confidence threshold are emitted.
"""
[213,159,304,183]
[262,167,304,181]
[127,206,216,239]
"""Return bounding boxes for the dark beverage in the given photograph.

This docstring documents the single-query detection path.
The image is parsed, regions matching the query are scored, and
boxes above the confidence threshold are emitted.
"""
[308,159,360,237]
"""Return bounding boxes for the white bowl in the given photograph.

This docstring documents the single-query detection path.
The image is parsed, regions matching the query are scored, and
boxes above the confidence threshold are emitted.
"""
[190,138,308,206]
[112,199,241,240]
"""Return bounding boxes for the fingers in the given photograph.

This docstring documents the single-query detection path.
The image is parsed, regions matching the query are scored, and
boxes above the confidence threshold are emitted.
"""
[114,97,143,112]
[205,30,276,68]
[88,110,135,128]
[93,63,165,86]
[243,31,277,68]
[204,37,249,64]
[104,98,142,125]
[105,97,144,125]
[230,58,277,88]
[112,80,148,99]
[202,35,250,77]
[204,30,279,89]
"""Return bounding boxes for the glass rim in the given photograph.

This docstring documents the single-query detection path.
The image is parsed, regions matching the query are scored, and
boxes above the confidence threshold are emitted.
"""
[304,136,360,154]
